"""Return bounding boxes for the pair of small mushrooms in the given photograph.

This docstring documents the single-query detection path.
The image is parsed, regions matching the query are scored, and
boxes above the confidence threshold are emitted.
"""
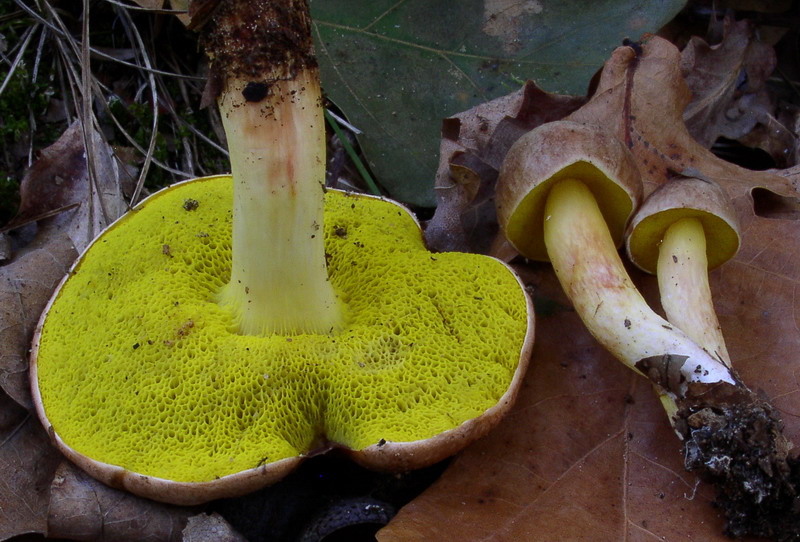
[497,120,739,405]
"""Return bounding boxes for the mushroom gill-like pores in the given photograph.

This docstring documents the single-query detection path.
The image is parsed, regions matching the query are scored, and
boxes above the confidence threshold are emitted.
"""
[496,120,736,396]
[29,0,534,506]
[627,177,800,539]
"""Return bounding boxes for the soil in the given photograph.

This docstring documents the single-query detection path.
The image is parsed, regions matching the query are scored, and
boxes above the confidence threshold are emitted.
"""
[678,388,800,540]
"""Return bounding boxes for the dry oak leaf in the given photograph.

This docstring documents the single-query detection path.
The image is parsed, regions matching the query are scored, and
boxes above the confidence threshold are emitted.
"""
[565,35,793,200]
[680,17,776,148]
[381,36,800,541]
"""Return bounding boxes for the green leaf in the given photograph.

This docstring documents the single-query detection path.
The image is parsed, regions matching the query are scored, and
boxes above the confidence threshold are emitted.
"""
[311,0,687,207]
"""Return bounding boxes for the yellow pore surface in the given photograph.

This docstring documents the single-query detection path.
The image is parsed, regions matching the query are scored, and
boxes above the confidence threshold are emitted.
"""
[36,176,529,483]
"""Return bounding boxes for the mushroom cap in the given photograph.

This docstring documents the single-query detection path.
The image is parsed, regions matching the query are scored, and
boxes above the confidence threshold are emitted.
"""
[626,177,740,273]
[496,120,643,261]
[31,175,534,505]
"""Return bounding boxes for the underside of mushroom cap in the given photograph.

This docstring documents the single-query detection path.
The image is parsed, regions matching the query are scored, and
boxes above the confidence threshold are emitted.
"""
[626,177,740,273]
[31,175,534,505]
[496,120,642,261]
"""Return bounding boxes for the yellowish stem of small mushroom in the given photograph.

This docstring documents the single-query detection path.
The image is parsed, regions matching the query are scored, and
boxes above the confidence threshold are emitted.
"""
[543,179,735,393]
[216,72,344,336]
[658,217,731,367]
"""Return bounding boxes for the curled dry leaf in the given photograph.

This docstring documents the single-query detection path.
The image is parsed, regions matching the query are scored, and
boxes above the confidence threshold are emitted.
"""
[49,462,193,542]
[681,17,777,148]
[565,35,791,200]
[383,35,800,541]
[7,120,130,254]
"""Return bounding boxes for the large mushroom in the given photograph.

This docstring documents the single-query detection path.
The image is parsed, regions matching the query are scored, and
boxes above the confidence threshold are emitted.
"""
[496,120,736,394]
[30,0,534,505]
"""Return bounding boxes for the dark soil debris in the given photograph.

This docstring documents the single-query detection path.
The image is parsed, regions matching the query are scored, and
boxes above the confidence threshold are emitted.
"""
[679,400,800,540]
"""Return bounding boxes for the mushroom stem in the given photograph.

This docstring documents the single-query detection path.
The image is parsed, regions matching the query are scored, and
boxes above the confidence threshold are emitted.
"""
[203,0,344,336]
[542,179,735,393]
[216,72,343,336]
[657,217,730,366]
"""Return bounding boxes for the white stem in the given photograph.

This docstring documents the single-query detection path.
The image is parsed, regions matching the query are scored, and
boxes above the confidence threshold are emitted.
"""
[216,72,343,336]
[658,217,731,366]
[543,179,735,393]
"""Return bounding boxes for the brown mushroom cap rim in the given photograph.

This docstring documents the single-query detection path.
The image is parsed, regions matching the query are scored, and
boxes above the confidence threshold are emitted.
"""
[626,207,740,273]
[503,161,637,262]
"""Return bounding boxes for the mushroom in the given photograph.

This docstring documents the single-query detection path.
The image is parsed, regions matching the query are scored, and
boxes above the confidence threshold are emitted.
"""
[30,0,534,505]
[498,122,799,535]
[624,177,800,530]
[496,120,736,395]
[626,176,740,366]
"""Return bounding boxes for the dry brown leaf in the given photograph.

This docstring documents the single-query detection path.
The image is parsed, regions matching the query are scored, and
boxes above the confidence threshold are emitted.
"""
[48,462,193,541]
[681,18,776,148]
[0,391,61,541]
[0,225,77,408]
[425,82,585,254]
[382,35,800,541]
[567,36,792,200]
[8,120,130,254]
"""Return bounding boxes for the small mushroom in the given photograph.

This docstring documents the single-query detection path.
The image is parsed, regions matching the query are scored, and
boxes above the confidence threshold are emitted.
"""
[29,0,534,505]
[496,120,736,393]
[626,177,740,366]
